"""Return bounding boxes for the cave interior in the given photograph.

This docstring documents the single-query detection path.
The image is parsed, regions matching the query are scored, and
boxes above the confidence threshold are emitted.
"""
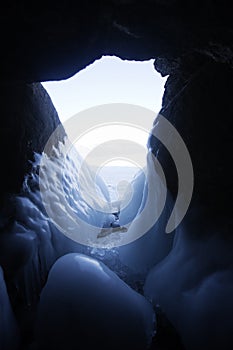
[0,1,233,350]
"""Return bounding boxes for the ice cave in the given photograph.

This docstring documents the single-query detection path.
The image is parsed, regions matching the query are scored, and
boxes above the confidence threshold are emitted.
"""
[0,2,233,350]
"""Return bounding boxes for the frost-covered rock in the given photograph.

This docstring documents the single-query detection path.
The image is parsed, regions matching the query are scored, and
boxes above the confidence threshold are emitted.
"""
[0,266,19,350]
[35,253,155,350]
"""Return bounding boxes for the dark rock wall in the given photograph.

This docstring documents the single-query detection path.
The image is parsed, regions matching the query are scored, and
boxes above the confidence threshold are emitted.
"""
[1,1,233,82]
[149,60,233,237]
[0,83,65,204]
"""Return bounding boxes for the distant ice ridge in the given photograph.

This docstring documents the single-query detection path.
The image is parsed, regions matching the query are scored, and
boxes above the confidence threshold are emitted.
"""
[98,165,141,202]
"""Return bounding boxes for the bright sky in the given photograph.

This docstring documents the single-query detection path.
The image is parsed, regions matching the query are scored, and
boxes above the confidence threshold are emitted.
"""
[42,56,167,167]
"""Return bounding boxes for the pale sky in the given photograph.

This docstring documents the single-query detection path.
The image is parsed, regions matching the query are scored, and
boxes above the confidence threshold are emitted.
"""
[42,56,167,167]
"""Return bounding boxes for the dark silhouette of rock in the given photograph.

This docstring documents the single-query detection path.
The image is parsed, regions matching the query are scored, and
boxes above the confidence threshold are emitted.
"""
[0,1,233,82]
[149,61,233,237]
[0,82,65,204]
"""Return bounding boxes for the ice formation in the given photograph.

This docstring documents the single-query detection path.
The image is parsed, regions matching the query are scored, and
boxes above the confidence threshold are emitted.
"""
[2,122,233,350]
[0,136,159,349]
[35,253,155,350]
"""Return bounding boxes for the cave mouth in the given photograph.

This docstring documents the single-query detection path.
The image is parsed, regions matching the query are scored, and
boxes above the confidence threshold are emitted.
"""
[42,55,166,213]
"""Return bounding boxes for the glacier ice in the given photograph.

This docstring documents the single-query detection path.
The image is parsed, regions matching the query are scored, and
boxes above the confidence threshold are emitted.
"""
[35,253,155,350]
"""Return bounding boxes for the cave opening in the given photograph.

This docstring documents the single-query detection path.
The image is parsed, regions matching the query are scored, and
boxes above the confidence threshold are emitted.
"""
[41,55,167,245]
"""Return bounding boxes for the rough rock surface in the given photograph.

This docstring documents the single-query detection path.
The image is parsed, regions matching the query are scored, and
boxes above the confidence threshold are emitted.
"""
[149,60,233,236]
[1,1,233,82]
[0,82,65,203]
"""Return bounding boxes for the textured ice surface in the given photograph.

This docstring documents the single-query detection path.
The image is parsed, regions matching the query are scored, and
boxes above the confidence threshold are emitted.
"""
[39,140,114,247]
[35,253,155,350]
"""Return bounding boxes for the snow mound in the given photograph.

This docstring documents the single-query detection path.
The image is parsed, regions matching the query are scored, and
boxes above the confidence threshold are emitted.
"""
[35,253,155,350]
